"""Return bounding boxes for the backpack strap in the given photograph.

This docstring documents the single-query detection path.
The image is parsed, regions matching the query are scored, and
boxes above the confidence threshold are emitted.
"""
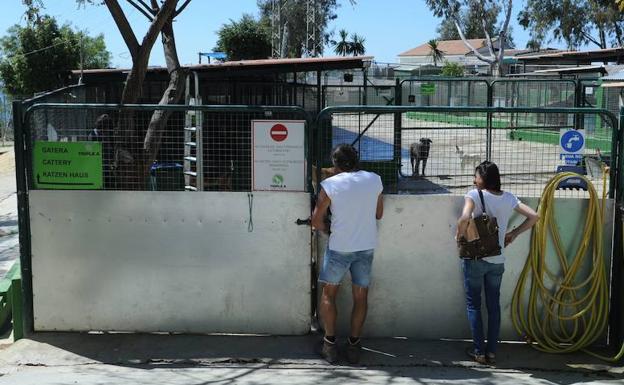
[477,189,488,216]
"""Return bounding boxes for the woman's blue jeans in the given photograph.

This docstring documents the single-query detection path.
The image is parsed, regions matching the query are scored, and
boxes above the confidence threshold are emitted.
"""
[462,259,505,355]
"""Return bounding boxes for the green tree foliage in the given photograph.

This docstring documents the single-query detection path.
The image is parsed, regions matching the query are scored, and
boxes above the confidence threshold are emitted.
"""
[332,29,365,56]
[350,33,365,55]
[333,29,350,56]
[0,15,111,97]
[519,0,624,49]
[425,0,513,76]
[214,14,271,61]
[257,0,345,57]
[437,5,515,48]
[441,61,464,76]
[427,39,444,66]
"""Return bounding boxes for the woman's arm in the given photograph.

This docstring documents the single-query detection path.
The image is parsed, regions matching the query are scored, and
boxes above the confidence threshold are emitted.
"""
[505,202,539,246]
[456,197,475,240]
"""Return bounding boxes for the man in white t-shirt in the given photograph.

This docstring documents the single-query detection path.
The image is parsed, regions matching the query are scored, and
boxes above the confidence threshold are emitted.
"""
[311,144,383,364]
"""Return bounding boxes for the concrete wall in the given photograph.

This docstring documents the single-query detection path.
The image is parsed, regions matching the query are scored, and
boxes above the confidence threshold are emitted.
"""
[317,195,614,340]
[29,191,311,334]
[28,191,613,339]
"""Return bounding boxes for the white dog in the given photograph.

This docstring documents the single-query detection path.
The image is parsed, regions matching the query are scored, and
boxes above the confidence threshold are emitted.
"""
[455,145,481,170]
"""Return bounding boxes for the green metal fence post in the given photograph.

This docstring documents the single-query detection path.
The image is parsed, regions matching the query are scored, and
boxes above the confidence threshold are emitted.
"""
[12,101,34,336]
[10,279,23,340]
[393,78,402,172]
[610,107,624,349]
[486,81,493,161]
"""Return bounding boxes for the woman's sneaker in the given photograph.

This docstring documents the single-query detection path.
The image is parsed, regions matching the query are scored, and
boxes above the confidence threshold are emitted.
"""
[346,338,361,364]
[486,352,496,365]
[466,348,487,364]
[320,338,338,364]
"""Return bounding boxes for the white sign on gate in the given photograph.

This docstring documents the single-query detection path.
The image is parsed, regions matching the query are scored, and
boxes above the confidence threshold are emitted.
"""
[252,120,306,191]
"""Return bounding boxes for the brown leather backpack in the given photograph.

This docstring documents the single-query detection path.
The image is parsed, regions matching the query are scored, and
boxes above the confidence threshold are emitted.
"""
[458,190,502,259]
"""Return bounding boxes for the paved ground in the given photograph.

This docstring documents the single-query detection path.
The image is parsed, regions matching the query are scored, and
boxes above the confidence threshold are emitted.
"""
[0,144,18,279]
[0,333,622,384]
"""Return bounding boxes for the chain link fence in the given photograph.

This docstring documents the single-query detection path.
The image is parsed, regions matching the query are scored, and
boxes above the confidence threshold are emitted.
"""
[317,106,617,198]
[25,104,310,192]
[400,78,490,107]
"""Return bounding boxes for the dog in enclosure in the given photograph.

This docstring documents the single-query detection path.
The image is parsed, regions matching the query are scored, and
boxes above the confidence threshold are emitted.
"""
[410,138,433,177]
[455,145,481,170]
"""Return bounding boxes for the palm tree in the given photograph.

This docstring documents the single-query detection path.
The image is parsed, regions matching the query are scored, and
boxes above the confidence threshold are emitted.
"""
[333,29,350,56]
[350,33,366,56]
[427,39,444,67]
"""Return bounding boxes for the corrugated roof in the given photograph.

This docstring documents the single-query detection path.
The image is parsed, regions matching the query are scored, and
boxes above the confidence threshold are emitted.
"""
[602,70,624,81]
[72,56,375,75]
[601,81,624,88]
[398,39,486,57]
[531,65,606,74]
[516,47,624,63]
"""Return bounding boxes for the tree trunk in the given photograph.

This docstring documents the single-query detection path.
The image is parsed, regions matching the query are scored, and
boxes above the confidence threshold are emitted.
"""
[104,0,180,190]
[141,19,187,179]
[614,22,624,47]
[113,47,151,189]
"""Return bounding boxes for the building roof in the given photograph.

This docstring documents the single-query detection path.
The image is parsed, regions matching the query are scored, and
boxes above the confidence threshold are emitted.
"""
[601,81,624,88]
[602,70,624,81]
[72,56,375,78]
[515,47,624,64]
[398,39,486,57]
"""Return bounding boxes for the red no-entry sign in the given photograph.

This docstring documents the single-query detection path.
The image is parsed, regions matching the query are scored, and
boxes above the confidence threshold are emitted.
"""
[270,124,288,142]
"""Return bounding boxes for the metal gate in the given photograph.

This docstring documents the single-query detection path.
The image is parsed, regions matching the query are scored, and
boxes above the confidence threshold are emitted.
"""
[14,103,314,334]
[11,101,624,345]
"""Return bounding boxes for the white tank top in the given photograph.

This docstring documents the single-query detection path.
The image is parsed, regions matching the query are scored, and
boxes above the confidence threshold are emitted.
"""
[321,170,383,252]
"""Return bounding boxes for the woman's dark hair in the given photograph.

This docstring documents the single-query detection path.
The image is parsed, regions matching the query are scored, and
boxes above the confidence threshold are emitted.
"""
[331,144,359,172]
[475,161,501,192]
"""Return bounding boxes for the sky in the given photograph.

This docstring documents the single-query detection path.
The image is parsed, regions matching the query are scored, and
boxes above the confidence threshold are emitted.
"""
[0,0,560,68]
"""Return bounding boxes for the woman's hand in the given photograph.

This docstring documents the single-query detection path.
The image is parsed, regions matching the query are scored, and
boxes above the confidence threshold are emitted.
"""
[504,230,518,247]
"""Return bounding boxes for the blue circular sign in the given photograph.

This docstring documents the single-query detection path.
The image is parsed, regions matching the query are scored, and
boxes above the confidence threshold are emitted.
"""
[560,130,584,153]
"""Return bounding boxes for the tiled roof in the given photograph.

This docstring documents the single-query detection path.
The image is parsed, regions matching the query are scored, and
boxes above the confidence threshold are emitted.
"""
[398,39,486,57]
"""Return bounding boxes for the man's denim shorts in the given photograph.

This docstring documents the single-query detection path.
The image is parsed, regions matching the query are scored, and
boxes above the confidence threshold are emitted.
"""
[318,248,374,288]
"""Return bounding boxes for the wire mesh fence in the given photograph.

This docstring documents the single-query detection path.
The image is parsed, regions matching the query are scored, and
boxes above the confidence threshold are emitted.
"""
[323,85,398,107]
[26,105,310,192]
[317,107,617,199]
[400,79,490,107]
[22,102,619,199]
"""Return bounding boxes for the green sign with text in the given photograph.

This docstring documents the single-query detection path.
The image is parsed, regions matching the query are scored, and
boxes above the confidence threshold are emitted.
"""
[420,83,436,95]
[33,141,103,189]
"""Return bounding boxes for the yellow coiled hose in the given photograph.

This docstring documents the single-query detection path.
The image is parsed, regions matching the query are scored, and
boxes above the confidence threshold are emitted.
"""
[511,169,624,362]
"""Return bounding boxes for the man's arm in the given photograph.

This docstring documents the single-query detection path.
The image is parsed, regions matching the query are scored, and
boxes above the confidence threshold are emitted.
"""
[311,188,331,232]
[376,194,384,220]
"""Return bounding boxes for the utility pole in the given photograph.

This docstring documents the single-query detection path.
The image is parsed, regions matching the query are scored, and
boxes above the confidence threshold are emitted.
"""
[78,34,84,85]
[271,0,283,58]
[305,0,320,57]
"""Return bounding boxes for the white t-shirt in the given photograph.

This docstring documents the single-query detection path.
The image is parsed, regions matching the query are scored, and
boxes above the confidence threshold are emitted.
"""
[465,189,521,264]
[321,170,383,252]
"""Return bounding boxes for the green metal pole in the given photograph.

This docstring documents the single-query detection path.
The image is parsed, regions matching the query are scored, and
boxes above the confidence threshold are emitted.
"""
[12,101,33,336]
[486,81,493,161]
[393,78,402,177]
[10,279,23,340]
[610,107,624,349]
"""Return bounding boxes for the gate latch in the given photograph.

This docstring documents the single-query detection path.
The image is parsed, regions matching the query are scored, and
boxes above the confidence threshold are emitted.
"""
[295,218,311,226]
